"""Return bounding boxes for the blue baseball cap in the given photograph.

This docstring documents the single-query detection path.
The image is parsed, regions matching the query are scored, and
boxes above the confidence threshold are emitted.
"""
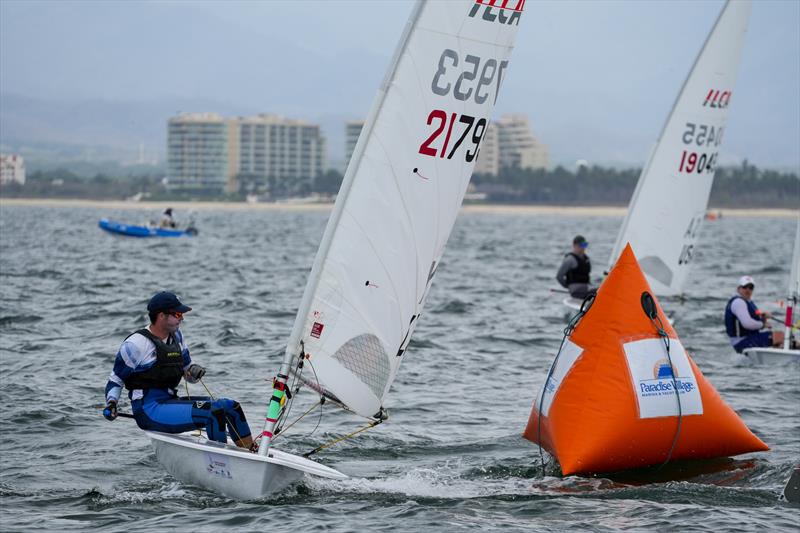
[147,291,192,314]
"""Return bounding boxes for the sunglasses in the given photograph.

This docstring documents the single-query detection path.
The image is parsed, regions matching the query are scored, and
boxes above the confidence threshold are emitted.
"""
[741,284,754,290]
[165,311,184,319]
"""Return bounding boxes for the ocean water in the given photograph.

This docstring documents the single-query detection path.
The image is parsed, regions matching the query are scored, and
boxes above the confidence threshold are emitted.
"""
[0,204,797,532]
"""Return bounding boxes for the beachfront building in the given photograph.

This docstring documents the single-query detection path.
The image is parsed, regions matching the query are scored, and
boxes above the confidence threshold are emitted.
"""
[344,120,364,172]
[0,154,26,185]
[235,114,326,196]
[474,123,500,176]
[167,113,230,191]
[471,115,549,176]
[495,114,549,171]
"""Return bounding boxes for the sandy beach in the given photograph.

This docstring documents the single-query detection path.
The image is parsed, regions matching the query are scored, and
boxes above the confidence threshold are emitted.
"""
[0,197,796,218]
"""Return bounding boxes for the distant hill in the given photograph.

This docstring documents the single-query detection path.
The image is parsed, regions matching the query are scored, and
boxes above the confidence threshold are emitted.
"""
[0,92,361,174]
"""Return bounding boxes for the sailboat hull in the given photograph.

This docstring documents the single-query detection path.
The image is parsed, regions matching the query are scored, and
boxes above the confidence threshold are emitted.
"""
[146,431,347,500]
[742,347,800,364]
[563,297,583,312]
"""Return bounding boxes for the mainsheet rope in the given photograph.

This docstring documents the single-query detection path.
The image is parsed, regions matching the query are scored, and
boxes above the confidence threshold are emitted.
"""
[303,418,382,458]
[181,376,246,445]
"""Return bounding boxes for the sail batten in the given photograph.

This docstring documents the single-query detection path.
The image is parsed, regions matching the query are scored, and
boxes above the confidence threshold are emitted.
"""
[609,0,751,296]
[285,0,522,418]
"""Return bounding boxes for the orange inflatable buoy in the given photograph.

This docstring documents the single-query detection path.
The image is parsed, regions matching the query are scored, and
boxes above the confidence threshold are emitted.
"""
[523,244,768,475]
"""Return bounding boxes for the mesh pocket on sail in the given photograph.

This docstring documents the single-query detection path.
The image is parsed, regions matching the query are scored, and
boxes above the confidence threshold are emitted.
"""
[332,334,390,400]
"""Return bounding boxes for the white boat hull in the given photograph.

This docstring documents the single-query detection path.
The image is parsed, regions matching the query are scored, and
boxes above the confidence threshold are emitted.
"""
[147,431,347,500]
[742,347,800,364]
[563,297,583,312]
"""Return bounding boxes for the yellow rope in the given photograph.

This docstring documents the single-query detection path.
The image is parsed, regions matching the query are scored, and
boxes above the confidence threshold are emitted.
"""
[304,419,381,457]
[272,400,321,441]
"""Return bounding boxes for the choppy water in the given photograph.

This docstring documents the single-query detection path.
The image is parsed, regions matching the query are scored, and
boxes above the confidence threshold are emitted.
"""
[0,204,798,532]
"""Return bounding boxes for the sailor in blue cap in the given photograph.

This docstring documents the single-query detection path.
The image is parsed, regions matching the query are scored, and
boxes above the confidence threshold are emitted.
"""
[102,291,255,450]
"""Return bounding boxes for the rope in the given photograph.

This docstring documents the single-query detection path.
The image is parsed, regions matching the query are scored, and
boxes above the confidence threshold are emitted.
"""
[649,312,683,469]
[303,419,382,458]
[194,377,245,445]
[255,339,329,448]
[537,292,595,476]
[185,379,203,437]
[272,399,322,440]
[304,357,325,437]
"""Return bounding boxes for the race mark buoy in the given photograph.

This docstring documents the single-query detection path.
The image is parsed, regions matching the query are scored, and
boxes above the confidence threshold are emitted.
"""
[523,244,768,475]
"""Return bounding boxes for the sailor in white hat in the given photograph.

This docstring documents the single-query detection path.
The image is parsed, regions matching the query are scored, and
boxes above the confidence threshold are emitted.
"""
[724,275,784,352]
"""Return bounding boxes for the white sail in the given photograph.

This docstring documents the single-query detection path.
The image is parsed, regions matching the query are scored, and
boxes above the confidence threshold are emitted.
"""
[609,0,751,296]
[284,0,523,418]
[790,216,800,299]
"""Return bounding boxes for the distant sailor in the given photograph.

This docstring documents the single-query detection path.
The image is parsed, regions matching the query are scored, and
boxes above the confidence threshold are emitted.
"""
[102,291,255,450]
[725,275,784,353]
[556,235,594,299]
[159,207,176,228]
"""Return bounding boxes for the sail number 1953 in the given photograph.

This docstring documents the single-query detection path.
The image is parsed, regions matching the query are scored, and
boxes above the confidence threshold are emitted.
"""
[431,49,508,105]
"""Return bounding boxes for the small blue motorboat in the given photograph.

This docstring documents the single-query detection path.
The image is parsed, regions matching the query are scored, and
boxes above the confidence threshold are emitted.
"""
[98,218,198,238]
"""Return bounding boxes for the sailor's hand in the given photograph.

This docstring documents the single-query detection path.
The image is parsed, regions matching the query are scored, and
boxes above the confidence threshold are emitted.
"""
[103,400,118,421]
[187,364,206,381]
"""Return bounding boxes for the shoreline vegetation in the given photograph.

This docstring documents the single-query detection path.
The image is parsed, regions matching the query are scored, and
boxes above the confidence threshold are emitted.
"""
[1,198,795,218]
[0,161,797,210]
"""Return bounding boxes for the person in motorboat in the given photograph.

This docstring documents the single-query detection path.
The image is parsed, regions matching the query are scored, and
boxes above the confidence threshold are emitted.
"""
[556,235,595,299]
[102,291,256,451]
[159,207,177,229]
[725,275,784,353]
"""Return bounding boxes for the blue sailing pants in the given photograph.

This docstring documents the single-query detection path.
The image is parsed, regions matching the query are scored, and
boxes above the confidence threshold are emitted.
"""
[733,331,773,353]
[131,389,252,443]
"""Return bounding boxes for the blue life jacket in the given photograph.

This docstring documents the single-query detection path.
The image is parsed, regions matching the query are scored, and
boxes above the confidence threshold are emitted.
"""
[724,296,761,338]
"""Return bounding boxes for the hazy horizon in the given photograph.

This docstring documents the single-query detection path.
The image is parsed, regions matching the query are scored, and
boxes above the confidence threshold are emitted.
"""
[1,0,799,171]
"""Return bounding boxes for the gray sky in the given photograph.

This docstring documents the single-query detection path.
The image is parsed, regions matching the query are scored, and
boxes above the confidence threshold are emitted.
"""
[1,0,799,169]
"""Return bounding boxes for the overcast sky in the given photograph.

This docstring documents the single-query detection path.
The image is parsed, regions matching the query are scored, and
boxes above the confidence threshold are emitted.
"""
[1,0,798,169]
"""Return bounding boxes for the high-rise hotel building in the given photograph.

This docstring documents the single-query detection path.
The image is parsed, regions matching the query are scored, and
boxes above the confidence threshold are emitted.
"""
[167,113,230,189]
[167,113,326,193]
[474,114,549,176]
[344,120,365,172]
[0,154,26,185]
[237,114,326,191]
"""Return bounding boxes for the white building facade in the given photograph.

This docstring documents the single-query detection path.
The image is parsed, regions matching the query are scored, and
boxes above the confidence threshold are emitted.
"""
[167,113,229,190]
[236,114,326,194]
[474,114,549,176]
[344,120,364,172]
[0,154,26,185]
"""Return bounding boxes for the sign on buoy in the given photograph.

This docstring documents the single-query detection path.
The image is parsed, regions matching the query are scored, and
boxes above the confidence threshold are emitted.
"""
[523,244,769,475]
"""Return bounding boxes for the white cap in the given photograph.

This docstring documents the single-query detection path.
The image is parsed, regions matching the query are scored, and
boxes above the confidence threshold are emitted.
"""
[738,275,754,287]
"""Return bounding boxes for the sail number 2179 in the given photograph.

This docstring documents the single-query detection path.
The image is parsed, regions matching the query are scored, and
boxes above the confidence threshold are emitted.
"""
[419,111,487,162]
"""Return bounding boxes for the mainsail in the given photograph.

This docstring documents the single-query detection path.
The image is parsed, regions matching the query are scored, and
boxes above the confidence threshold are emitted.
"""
[283,0,523,419]
[608,0,751,296]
